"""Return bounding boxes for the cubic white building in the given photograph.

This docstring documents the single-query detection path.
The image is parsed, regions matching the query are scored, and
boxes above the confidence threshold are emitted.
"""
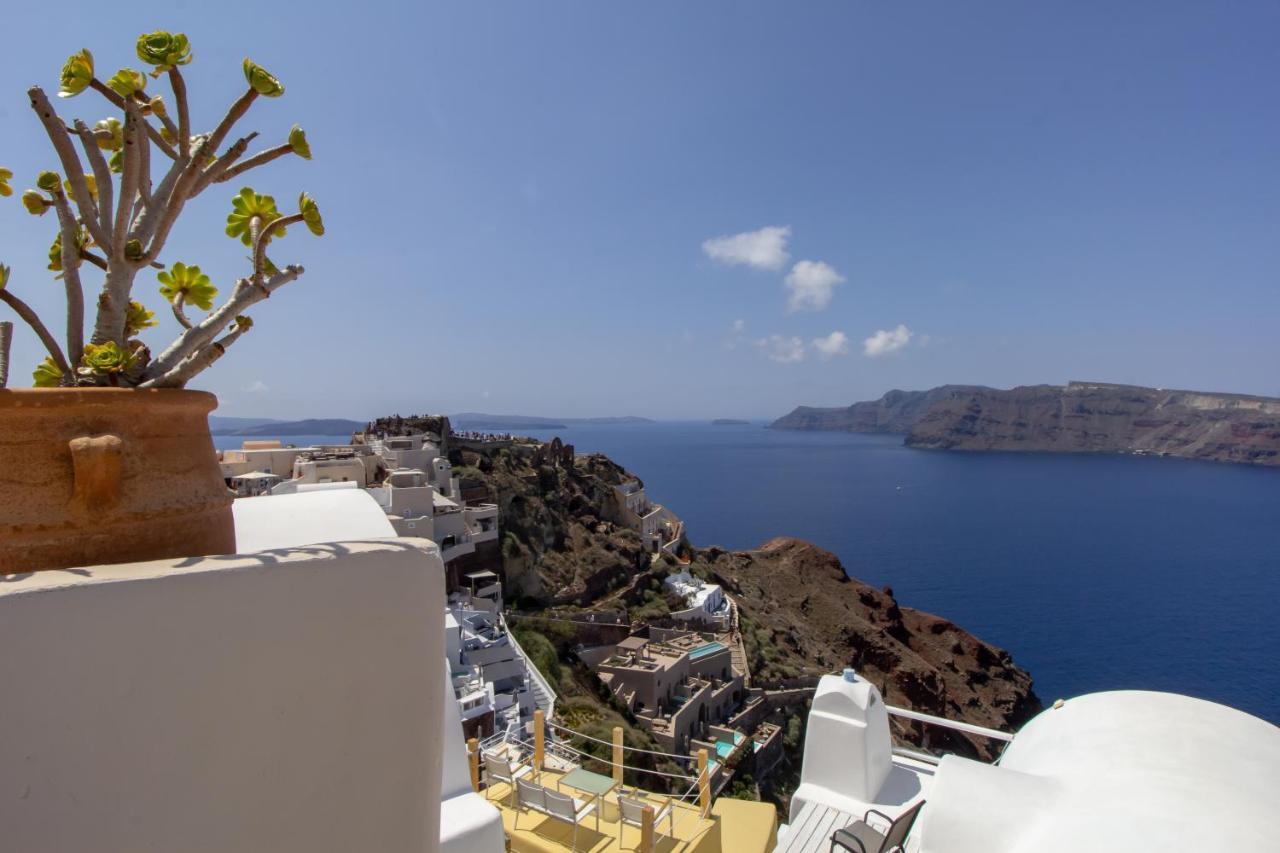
[664,570,731,629]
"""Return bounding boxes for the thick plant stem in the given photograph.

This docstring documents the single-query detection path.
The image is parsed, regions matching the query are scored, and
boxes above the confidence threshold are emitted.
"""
[145,265,303,380]
[50,190,85,361]
[27,87,109,249]
[0,321,11,389]
[73,119,115,239]
[90,264,139,347]
[0,290,72,382]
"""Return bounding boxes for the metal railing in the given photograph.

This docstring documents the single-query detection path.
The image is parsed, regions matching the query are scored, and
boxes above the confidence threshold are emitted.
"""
[885,703,1014,766]
[885,704,1014,743]
[502,612,558,719]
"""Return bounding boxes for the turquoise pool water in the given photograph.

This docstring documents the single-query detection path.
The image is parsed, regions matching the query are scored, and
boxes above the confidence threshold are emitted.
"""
[688,641,727,661]
[715,741,733,758]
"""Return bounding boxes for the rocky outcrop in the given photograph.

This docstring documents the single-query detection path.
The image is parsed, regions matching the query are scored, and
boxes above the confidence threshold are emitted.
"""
[772,381,1280,467]
[449,440,652,605]
[703,537,1039,760]
[770,386,984,433]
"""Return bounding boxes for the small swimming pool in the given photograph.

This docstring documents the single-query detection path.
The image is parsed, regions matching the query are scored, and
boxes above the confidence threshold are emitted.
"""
[715,741,733,759]
[688,641,727,661]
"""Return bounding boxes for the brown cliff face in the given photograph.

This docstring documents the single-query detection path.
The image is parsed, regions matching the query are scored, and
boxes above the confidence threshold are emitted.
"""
[703,537,1040,760]
[772,381,1280,467]
[907,382,1280,465]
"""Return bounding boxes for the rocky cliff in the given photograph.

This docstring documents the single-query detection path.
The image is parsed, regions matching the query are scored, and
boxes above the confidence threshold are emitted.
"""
[770,385,983,433]
[772,381,1280,466]
[705,537,1039,760]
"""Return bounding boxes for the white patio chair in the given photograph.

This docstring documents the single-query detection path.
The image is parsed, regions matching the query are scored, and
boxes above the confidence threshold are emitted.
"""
[517,778,548,815]
[483,752,532,806]
[543,788,598,852]
[618,793,674,844]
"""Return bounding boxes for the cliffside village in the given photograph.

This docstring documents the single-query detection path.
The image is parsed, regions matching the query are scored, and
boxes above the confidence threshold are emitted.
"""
[217,420,784,795]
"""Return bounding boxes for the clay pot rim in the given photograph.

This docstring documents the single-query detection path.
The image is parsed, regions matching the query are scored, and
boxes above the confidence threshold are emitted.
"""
[0,387,217,413]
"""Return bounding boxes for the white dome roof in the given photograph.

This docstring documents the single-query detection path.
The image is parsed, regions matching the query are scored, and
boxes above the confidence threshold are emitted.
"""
[919,690,1280,852]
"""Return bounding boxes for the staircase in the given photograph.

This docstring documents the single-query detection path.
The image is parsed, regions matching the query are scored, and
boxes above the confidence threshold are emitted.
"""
[727,597,751,686]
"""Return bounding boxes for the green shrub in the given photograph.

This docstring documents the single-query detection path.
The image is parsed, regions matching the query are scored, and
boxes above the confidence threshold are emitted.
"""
[513,628,561,687]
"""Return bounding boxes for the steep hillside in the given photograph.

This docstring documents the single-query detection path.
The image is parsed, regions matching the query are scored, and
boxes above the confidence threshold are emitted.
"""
[772,381,1280,466]
[703,538,1039,760]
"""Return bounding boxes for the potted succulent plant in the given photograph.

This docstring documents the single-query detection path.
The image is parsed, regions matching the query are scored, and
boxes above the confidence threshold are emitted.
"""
[0,31,324,573]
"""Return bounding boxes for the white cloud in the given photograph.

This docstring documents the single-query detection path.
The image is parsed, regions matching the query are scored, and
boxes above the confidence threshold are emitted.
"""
[811,331,850,359]
[702,225,791,271]
[785,260,844,312]
[725,318,748,350]
[863,324,913,358]
[245,380,269,393]
[756,334,806,364]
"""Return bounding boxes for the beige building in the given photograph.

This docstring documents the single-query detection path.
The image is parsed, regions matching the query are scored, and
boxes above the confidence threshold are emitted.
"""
[614,480,685,554]
[218,439,303,480]
[589,630,743,754]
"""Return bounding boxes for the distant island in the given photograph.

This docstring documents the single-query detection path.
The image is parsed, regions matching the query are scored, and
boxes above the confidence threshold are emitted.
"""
[209,417,364,437]
[450,413,653,431]
[771,381,1280,467]
[711,418,750,426]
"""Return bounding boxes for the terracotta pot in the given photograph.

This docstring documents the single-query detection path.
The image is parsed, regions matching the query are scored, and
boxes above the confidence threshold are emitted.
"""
[0,388,235,574]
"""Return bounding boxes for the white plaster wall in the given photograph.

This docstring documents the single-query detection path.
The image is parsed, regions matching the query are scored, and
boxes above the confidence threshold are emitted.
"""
[0,538,446,853]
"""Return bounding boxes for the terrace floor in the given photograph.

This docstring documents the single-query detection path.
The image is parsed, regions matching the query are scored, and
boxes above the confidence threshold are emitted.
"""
[484,767,775,853]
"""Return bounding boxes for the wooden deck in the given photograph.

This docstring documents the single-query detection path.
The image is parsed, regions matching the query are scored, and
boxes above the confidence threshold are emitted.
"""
[484,767,775,853]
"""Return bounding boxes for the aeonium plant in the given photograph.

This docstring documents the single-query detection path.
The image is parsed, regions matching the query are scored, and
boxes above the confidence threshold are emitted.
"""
[0,30,324,388]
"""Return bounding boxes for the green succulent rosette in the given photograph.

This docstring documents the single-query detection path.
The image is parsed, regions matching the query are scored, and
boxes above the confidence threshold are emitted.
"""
[78,341,138,379]
[298,193,325,236]
[22,190,50,216]
[95,118,124,151]
[0,168,13,198]
[234,315,254,331]
[124,300,158,336]
[33,356,64,387]
[157,262,218,311]
[243,58,284,97]
[58,49,94,98]
[107,68,147,97]
[36,171,61,192]
[136,31,192,73]
[0,263,10,289]
[289,125,312,159]
[108,151,124,174]
[225,187,286,246]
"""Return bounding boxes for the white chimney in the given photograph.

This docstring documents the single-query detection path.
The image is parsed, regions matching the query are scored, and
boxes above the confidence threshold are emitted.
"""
[798,669,892,803]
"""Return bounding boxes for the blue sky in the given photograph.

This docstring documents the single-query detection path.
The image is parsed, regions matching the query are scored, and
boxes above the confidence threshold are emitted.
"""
[2,2,1277,419]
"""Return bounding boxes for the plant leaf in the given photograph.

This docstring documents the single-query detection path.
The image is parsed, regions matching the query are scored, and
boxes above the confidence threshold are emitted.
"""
[242,58,285,97]
[58,49,94,98]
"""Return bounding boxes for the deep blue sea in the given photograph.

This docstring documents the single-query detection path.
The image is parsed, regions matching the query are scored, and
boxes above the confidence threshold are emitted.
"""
[215,424,1280,723]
